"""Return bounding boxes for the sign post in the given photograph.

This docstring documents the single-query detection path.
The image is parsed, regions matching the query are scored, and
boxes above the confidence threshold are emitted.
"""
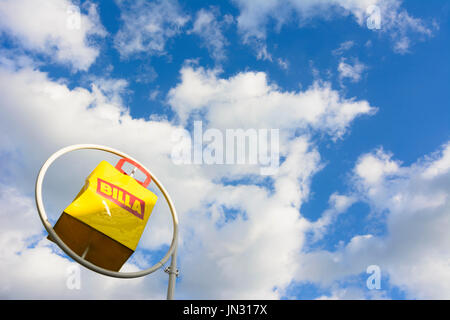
[35,144,179,299]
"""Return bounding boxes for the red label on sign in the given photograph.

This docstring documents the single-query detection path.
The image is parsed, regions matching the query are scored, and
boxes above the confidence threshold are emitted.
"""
[96,178,145,219]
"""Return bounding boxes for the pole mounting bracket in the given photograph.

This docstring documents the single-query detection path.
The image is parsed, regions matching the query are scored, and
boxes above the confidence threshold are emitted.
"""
[164,266,179,278]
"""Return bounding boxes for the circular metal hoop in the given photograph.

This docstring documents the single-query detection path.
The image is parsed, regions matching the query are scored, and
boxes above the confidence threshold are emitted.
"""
[35,144,179,279]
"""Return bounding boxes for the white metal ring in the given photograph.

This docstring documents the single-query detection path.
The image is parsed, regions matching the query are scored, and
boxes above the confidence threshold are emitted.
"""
[35,144,179,279]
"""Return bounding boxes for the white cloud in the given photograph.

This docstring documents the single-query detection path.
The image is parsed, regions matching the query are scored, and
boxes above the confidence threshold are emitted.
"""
[232,0,435,55]
[332,40,355,56]
[277,58,289,70]
[316,286,389,300]
[422,144,450,179]
[233,0,404,35]
[296,143,450,299]
[354,148,400,186]
[85,77,130,105]
[189,8,232,63]
[0,0,106,71]
[393,36,410,54]
[114,0,189,58]
[309,193,357,242]
[338,58,367,83]
[168,65,376,140]
[381,4,435,54]
[149,88,160,101]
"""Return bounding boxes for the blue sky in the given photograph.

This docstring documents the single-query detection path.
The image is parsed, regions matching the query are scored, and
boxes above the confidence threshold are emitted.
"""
[0,0,449,299]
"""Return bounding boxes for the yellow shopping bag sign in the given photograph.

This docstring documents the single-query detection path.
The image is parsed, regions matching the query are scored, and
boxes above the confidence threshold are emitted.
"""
[50,158,157,271]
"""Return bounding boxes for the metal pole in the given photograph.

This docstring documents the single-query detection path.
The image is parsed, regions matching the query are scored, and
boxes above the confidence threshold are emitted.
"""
[132,162,179,300]
[166,242,178,300]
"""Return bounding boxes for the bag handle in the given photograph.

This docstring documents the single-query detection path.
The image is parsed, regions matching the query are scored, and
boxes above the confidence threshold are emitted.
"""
[115,158,152,188]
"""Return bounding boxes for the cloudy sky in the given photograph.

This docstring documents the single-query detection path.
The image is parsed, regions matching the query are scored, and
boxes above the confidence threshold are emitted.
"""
[0,0,449,299]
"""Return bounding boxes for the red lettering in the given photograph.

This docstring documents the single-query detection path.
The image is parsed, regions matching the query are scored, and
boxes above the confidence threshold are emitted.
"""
[96,178,145,219]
